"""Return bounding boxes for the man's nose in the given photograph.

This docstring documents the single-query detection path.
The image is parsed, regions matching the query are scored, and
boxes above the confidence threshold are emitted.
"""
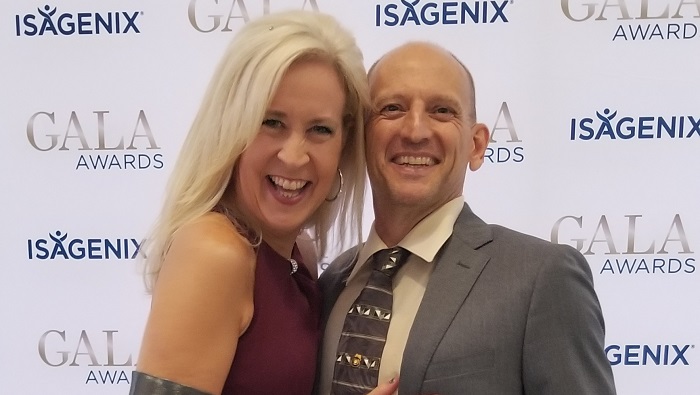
[277,131,310,167]
[402,108,431,142]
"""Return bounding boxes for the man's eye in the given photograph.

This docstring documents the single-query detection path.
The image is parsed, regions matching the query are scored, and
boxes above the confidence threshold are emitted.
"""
[262,119,283,128]
[381,104,401,113]
[435,107,453,114]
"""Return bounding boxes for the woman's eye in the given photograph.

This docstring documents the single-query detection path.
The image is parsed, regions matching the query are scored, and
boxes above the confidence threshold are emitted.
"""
[262,119,283,128]
[310,125,333,135]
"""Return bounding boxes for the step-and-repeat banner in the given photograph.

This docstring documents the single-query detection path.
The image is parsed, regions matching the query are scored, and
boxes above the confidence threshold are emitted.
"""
[1,1,698,394]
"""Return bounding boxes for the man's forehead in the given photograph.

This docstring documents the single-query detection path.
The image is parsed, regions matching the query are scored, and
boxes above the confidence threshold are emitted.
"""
[370,55,468,96]
[371,48,468,89]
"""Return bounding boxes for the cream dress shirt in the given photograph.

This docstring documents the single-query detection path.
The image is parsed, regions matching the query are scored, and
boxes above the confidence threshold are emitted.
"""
[319,197,465,394]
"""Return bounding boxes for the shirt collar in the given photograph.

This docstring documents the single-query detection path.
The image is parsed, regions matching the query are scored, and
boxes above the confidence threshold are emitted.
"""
[347,196,465,283]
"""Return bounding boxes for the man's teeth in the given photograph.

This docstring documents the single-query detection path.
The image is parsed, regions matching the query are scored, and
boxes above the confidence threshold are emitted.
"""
[395,156,435,166]
[269,175,307,191]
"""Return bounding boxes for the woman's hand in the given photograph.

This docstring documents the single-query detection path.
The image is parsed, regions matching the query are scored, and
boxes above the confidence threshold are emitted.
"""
[366,378,399,395]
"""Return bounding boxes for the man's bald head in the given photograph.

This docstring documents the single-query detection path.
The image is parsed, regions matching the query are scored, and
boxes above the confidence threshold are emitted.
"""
[368,42,477,122]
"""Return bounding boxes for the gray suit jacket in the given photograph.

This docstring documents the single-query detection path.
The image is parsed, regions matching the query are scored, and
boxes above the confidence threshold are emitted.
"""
[319,204,616,394]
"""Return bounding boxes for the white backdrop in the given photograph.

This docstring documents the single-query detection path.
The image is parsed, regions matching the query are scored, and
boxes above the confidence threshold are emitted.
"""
[1,1,698,394]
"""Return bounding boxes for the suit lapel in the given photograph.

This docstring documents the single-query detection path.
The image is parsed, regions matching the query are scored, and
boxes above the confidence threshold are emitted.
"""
[399,204,493,393]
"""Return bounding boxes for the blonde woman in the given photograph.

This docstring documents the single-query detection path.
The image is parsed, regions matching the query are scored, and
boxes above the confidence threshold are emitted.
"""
[130,11,398,395]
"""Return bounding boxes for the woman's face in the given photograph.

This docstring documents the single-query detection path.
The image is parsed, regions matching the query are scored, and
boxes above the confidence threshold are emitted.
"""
[234,58,346,252]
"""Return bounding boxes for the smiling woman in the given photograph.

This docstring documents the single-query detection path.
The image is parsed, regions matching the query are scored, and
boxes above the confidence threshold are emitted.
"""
[128,10,370,395]
[233,59,347,257]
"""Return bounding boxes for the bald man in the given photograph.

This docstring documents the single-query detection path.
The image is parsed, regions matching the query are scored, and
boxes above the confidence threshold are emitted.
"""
[317,42,616,394]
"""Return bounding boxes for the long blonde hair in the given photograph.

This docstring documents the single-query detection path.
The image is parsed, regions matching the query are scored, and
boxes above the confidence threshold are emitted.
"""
[142,10,368,290]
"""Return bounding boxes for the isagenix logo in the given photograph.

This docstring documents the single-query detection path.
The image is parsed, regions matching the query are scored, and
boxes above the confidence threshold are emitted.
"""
[375,0,512,27]
[606,344,693,366]
[15,5,143,36]
[27,231,142,260]
[570,108,700,140]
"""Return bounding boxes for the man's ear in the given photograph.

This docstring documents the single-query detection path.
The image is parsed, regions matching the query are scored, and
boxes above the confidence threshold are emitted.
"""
[468,122,490,171]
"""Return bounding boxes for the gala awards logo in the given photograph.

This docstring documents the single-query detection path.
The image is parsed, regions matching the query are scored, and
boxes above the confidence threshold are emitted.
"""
[551,214,696,275]
[561,0,700,41]
[38,329,135,385]
[26,110,164,171]
[188,0,319,32]
[485,101,524,164]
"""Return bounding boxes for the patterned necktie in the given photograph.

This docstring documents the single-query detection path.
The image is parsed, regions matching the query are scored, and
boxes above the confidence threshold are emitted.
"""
[331,247,410,394]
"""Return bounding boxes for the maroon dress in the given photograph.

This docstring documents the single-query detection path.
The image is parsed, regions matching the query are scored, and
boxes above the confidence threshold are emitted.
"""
[221,241,321,394]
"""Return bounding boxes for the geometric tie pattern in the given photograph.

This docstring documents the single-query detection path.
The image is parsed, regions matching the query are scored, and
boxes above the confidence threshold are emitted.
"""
[331,247,410,394]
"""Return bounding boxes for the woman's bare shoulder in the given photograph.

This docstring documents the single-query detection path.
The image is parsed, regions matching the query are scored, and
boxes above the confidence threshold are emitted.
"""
[152,211,257,332]
[168,211,255,266]
[153,211,256,320]
[137,212,257,392]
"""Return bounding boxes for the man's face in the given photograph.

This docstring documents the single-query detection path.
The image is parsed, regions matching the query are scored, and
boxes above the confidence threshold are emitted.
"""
[366,44,488,218]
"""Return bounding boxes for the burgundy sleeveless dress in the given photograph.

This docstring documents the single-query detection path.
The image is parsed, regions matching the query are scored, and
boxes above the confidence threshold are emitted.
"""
[221,241,321,394]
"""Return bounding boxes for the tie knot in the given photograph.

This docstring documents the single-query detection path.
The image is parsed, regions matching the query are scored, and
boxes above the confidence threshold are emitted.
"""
[373,247,409,277]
